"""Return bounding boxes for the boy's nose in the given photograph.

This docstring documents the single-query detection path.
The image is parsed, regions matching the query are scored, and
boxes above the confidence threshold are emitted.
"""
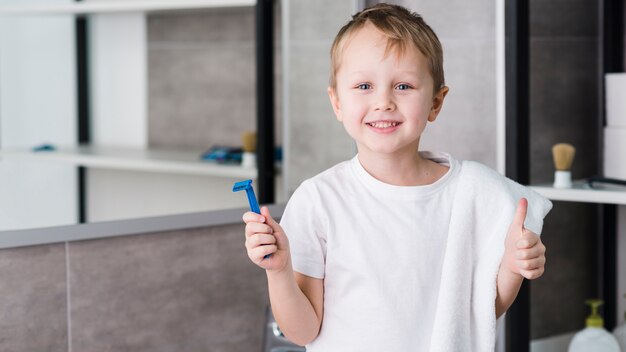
[373,90,396,111]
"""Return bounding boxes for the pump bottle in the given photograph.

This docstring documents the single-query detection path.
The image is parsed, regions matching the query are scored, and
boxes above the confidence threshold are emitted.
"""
[568,299,620,352]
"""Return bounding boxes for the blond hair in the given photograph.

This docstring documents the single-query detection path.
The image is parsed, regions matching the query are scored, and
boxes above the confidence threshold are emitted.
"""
[329,3,445,94]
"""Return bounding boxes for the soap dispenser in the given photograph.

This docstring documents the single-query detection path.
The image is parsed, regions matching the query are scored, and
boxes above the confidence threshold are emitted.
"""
[568,299,620,352]
[613,294,626,351]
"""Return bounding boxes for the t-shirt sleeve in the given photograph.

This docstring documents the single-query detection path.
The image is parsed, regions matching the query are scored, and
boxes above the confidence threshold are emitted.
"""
[279,180,327,279]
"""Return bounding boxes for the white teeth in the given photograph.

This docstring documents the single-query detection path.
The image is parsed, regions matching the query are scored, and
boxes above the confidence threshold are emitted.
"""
[368,121,399,128]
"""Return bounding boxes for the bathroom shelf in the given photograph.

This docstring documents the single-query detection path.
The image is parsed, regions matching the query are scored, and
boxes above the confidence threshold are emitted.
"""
[0,145,258,179]
[529,331,576,352]
[0,0,254,16]
[530,181,626,205]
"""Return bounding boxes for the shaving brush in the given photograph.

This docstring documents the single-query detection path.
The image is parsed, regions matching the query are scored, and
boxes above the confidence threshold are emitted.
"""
[552,143,575,188]
[241,131,256,168]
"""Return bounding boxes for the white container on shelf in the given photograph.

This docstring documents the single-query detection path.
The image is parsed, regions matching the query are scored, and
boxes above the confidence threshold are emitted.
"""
[568,300,620,352]
[569,328,621,352]
[604,126,626,180]
[606,73,626,128]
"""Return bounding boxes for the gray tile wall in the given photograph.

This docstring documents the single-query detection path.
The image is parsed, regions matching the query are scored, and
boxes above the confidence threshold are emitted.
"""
[529,0,601,339]
[284,0,356,193]
[147,5,282,151]
[0,244,67,352]
[0,224,268,351]
[529,0,599,185]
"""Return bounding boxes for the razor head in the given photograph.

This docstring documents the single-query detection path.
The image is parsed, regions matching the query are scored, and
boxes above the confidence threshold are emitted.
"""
[232,179,253,192]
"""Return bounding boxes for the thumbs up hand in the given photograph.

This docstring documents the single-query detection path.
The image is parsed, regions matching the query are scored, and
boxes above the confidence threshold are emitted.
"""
[502,198,546,280]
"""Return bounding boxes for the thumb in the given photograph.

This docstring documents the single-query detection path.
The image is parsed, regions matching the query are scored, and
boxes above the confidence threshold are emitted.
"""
[260,206,289,249]
[260,206,282,233]
[513,198,528,230]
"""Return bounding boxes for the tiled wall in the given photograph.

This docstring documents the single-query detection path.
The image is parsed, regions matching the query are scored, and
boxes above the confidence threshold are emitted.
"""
[528,0,601,339]
[147,5,282,150]
[283,0,356,193]
[0,224,268,351]
[0,244,68,351]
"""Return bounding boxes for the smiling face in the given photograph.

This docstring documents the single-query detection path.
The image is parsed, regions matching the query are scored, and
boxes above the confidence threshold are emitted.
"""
[328,22,448,160]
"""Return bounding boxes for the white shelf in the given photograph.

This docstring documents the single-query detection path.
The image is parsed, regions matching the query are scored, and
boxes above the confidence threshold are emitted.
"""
[0,145,257,179]
[531,180,626,205]
[0,0,255,16]
[530,332,575,352]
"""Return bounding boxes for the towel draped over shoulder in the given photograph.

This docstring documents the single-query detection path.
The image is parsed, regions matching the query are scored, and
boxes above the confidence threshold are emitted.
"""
[429,160,553,351]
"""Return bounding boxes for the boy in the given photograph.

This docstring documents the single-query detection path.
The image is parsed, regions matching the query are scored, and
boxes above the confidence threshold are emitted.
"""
[243,3,552,351]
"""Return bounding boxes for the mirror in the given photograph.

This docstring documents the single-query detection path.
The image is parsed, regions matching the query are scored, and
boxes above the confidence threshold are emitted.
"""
[0,2,284,231]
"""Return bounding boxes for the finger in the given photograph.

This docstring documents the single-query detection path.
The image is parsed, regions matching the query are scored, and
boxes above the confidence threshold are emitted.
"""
[520,267,544,280]
[243,211,265,224]
[259,207,290,252]
[517,256,546,271]
[261,206,284,235]
[517,232,540,249]
[512,198,528,230]
[516,245,545,260]
[246,234,277,249]
[260,206,278,227]
[245,222,274,237]
[249,244,277,262]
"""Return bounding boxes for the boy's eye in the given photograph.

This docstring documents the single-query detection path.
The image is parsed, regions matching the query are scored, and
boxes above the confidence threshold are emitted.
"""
[396,83,411,90]
[356,83,371,90]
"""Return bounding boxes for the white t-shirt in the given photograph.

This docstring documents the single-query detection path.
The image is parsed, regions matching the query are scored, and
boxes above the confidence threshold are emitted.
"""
[280,151,460,351]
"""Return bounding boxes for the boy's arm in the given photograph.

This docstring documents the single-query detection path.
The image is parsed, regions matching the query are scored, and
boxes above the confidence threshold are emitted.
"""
[267,268,324,346]
[496,198,546,319]
[243,207,323,346]
[495,263,524,318]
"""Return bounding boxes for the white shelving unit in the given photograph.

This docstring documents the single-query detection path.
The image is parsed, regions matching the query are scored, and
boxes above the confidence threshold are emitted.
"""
[531,181,626,205]
[0,0,255,16]
[0,0,267,229]
[532,180,626,352]
[0,146,257,179]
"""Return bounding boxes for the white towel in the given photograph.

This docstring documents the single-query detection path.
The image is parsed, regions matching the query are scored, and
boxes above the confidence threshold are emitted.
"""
[429,160,553,351]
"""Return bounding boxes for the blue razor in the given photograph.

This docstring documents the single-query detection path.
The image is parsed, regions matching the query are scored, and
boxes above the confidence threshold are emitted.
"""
[232,179,260,213]
[233,179,270,259]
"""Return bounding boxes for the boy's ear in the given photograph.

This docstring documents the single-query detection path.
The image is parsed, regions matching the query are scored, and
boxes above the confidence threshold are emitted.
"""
[428,86,450,122]
[327,86,343,122]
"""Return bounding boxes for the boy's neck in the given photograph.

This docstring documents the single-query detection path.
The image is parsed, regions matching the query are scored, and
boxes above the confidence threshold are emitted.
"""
[357,150,448,187]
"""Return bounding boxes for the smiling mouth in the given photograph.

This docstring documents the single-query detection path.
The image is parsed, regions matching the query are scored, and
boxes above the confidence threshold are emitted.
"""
[366,121,402,128]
